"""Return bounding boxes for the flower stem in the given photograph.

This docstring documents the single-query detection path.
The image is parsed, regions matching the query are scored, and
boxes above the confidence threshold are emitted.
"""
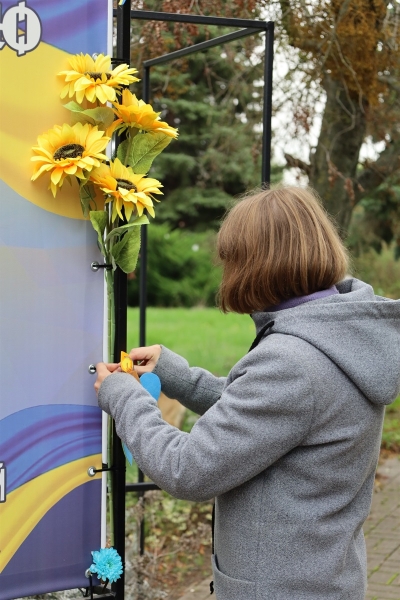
[105,211,116,546]
[106,269,115,363]
[105,268,115,546]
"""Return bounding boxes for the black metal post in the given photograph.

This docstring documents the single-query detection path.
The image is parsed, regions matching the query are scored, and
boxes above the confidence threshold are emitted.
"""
[139,66,150,349]
[129,9,269,29]
[136,65,152,559]
[143,28,256,67]
[262,23,274,185]
[112,269,127,600]
[116,0,131,63]
[139,232,148,350]
[111,2,131,599]
[126,482,160,493]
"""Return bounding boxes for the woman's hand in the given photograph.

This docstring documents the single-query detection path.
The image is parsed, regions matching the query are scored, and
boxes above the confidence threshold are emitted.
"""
[94,362,120,395]
[129,345,162,375]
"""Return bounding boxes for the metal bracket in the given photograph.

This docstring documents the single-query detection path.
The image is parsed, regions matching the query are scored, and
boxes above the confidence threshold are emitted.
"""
[79,571,116,600]
[88,464,112,477]
[111,57,129,64]
[91,262,112,272]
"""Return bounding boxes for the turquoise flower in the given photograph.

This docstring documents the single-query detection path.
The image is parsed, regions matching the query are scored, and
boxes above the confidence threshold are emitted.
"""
[90,547,123,583]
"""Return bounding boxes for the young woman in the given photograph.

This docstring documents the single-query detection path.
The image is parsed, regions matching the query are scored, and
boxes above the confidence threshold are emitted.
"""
[95,186,400,599]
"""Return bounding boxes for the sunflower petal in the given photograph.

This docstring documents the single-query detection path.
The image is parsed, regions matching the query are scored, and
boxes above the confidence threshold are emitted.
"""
[50,181,59,197]
[115,199,125,221]
[124,202,134,221]
[76,89,85,104]
[111,202,118,222]
[106,119,122,138]
[96,85,109,105]
[94,54,111,72]
[50,167,64,185]
[64,164,78,175]
[31,163,53,180]
[146,204,155,218]
[86,85,97,103]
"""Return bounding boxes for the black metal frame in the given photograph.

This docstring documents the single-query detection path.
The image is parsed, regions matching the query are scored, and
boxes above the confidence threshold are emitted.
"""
[113,5,274,599]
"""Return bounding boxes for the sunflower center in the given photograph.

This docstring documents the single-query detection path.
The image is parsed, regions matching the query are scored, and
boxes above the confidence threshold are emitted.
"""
[116,178,137,191]
[53,144,85,161]
[85,71,112,81]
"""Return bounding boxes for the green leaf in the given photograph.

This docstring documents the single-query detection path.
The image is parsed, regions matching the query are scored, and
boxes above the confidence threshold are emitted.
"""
[89,210,108,257]
[64,102,114,129]
[63,101,84,113]
[111,227,142,273]
[70,111,97,127]
[81,107,115,128]
[125,132,173,173]
[79,181,97,218]
[117,139,129,164]
[105,214,149,243]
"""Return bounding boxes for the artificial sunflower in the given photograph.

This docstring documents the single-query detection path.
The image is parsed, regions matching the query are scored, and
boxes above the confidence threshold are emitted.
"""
[112,90,178,138]
[90,158,163,221]
[58,53,139,105]
[31,122,110,197]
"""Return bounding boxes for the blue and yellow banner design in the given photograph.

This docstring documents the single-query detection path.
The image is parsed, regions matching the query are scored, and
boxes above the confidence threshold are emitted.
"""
[0,1,110,597]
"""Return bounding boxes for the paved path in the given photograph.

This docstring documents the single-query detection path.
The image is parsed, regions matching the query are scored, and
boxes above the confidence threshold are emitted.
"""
[365,456,400,600]
[178,456,400,600]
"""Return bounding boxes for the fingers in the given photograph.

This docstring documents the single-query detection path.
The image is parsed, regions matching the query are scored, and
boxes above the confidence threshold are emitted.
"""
[129,345,161,362]
[94,362,115,395]
[129,345,161,374]
[94,347,161,396]
[96,362,111,376]
[104,363,120,372]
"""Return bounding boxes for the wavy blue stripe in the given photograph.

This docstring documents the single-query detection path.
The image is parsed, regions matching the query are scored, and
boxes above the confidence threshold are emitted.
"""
[0,481,102,597]
[0,405,102,494]
[0,0,109,55]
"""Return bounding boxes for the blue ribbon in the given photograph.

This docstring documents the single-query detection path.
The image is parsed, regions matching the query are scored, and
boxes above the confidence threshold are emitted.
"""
[123,373,161,465]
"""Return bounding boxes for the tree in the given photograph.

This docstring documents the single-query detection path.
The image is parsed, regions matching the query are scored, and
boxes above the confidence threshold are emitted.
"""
[126,0,400,244]
[277,0,400,242]
[128,0,280,230]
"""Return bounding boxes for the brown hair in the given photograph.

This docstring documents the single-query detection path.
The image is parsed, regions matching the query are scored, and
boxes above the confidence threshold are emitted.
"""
[217,186,349,314]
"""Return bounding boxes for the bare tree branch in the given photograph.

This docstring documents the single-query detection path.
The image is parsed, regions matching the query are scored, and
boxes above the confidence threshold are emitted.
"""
[284,152,312,176]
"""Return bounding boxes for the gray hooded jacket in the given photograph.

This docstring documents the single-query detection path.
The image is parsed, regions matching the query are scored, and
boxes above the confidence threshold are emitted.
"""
[98,278,400,599]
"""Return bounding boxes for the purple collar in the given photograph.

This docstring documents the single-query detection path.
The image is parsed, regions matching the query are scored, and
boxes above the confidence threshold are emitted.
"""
[267,286,339,312]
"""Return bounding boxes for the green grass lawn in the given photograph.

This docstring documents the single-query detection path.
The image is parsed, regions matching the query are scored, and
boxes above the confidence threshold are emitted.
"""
[127,307,255,376]
[382,396,400,452]
[127,307,400,452]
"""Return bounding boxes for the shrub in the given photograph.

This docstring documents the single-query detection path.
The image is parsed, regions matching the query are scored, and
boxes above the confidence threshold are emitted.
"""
[128,224,221,307]
[351,243,400,299]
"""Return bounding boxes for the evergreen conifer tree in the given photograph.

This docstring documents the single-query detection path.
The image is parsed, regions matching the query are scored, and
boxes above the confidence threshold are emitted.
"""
[130,2,279,230]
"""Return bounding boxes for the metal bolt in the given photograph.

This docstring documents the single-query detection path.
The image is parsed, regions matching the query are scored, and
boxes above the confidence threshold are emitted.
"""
[87,466,97,477]
[91,261,100,272]
[88,364,96,374]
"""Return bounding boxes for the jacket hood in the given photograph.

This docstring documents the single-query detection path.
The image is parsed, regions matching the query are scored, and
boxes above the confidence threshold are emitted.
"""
[252,278,400,406]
